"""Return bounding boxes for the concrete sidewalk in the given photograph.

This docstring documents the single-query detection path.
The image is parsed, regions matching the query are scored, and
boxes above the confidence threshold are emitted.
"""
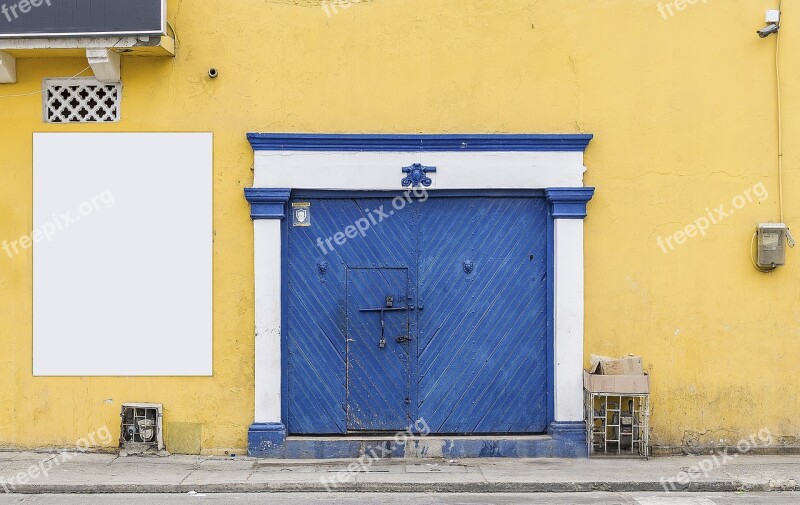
[0,451,798,494]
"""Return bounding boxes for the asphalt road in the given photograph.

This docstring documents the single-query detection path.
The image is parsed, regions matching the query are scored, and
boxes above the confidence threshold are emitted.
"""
[0,493,797,504]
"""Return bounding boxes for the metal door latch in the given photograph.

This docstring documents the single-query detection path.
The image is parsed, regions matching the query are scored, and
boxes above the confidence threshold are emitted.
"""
[395,335,412,344]
[360,294,412,350]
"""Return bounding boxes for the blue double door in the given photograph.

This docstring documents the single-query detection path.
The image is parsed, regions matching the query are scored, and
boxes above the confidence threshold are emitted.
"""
[286,195,549,435]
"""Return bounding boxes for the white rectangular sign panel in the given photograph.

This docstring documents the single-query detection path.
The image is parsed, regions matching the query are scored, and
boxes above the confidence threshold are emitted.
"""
[33,133,213,376]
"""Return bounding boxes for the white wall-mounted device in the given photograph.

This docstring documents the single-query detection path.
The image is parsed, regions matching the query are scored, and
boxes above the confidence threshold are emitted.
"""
[758,9,781,38]
[766,9,781,24]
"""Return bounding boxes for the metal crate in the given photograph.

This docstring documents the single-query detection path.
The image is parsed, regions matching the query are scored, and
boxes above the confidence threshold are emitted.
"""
[585,390,649,458]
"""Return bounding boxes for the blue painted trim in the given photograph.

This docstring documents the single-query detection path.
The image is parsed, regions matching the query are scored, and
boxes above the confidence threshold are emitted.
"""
[545,187,595,219]
[280,217,290,428]
[248,423,287,458]
[247,133,593,152]
[282,439,364,459]
[438,438,554,458]
[244,188,291,220]
[248,434,589,459]
[291,189,546,200]
[548,421,588,458]
[546,213,555,426]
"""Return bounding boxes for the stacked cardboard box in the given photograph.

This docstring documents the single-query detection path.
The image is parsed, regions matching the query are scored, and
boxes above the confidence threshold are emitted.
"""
[584,355,649,394]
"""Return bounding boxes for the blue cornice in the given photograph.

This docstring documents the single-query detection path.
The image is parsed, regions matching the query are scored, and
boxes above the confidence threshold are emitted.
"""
[244,188,291,220]
[247,133,593,152]
[545,187,595,219]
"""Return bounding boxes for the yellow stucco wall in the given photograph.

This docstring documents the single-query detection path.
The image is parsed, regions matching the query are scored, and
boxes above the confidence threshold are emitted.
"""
[1,0,798,451]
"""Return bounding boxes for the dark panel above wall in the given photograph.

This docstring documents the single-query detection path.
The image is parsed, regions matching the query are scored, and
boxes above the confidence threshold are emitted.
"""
[0,0,165,38]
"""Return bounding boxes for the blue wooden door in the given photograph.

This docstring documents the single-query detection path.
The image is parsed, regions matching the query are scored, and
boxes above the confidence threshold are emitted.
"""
[285,195,548,435]
[417,197,549,433]
[346,268,411,431]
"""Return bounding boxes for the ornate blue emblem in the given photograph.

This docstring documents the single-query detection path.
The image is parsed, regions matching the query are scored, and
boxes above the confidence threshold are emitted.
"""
[463,260,474,274]
[401,163,437,187]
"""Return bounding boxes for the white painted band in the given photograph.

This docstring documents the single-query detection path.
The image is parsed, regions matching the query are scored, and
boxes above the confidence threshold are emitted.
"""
[254,151,586,190]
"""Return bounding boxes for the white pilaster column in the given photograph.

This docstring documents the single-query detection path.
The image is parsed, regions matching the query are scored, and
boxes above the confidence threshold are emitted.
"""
[553,218,586,422]
[244,189,291,446]
[545,188,594,437]
[254,218,283,423]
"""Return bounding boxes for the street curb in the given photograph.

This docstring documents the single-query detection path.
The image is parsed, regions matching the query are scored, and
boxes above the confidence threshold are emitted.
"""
[2,480,776,494]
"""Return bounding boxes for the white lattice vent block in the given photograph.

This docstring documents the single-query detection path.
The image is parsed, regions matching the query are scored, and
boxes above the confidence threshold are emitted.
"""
[43,78,121,123]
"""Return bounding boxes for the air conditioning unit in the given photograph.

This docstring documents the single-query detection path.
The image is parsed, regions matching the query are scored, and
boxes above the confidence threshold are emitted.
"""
[120,403,164,454]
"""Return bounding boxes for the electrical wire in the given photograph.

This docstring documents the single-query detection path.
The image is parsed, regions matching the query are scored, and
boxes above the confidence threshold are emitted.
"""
[0,65,92,99]
[0,37,125,100]
[776,0,785,224]
[754,0,795,272]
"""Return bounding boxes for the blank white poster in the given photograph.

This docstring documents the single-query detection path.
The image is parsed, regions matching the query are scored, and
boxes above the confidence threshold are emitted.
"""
[33,133,213,376]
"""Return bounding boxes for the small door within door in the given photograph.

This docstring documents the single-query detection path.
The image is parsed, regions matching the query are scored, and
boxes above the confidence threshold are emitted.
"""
[346,267,411,431]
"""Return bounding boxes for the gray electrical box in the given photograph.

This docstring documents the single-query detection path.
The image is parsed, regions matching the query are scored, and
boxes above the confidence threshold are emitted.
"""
[757,223,787,268]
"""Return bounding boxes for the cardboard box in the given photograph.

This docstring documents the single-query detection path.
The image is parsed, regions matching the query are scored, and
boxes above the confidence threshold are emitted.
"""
[584,371,650,394]
[589,354,644,375]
